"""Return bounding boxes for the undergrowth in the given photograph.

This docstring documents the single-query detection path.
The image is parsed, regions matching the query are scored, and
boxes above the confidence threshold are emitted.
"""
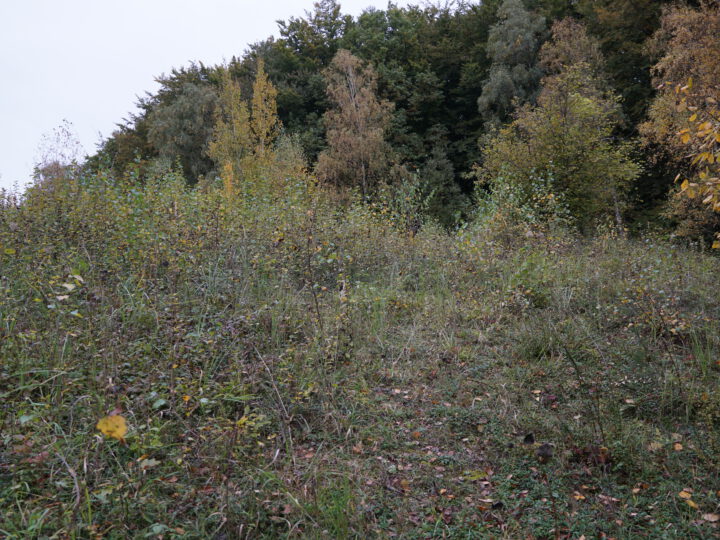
[1,163,719,538]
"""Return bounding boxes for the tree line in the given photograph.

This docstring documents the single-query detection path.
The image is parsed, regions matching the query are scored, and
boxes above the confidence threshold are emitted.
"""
[84,0,719,241]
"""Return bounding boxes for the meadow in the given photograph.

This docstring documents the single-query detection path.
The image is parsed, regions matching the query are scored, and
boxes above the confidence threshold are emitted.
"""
[1,161,719,539]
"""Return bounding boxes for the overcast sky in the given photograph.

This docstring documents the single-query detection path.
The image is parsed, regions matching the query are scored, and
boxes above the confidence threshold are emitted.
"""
[0,0,415,191]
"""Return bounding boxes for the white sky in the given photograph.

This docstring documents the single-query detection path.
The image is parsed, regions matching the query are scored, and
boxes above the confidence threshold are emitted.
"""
[0,0,414,191]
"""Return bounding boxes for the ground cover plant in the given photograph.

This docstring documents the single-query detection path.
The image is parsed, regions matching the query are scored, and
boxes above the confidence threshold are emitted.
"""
[1,157,719,539]
[4,3,720,537]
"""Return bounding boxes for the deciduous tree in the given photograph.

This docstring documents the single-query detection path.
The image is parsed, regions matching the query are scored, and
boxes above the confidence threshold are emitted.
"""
[147,82,217,182]
[478,20,639,231]
[208,68,252,195]
[250,59,281,159]
[641,1,720,245]
[316,50,393,196]
[477,0,546,129]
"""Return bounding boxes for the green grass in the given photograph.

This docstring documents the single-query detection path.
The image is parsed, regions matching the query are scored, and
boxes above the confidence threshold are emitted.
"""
[1,172,719,538]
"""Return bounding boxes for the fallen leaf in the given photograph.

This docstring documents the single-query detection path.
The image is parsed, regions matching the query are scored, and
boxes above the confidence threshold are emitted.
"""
[139,458,160,470]
[679,491,692,500]
[702,513,720,522]
[97,415,127,441]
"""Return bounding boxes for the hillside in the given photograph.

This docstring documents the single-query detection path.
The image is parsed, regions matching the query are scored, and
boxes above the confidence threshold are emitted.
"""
[1,166,719,538]
[3,0,720,538]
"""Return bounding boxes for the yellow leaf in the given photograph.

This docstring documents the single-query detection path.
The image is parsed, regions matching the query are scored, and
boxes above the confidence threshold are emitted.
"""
[97,415,127,441]
[713,240,720,249]
[689,113,698,122]
[679,491,692,499]
[681,132,691,144]
[685,499,699,509]
[673,442,683,451]
[681,179,690,191]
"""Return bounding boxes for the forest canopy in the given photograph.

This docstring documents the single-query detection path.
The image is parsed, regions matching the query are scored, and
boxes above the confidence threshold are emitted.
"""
[85,0,716,238]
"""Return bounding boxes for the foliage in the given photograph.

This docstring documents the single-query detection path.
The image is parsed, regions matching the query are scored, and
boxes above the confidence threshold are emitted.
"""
[576,0,676,124]
[478,22,640,232]
[147,82,218,182]
[75,1,720,238]
[83,0,701,232]
[475,168,573,241]
[477,0,546,129]
[96,415,128,442]
[250,59,282,159]
[538,17,605,82]
[208,60,283,199]
[207,68,252,193]
[642,1,720,246]
[315,50,393,196]
[2,162,719,537]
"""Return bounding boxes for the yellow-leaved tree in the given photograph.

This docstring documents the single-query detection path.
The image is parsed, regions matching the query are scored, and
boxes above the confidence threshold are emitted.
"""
[208,60,282,197]
[315,50,393,197]
[250,59,281,161]
[642,1,720,246]
[207,68,251,196]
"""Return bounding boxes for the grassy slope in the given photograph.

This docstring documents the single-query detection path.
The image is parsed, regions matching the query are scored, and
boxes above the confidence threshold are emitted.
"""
[1,172,719,539]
